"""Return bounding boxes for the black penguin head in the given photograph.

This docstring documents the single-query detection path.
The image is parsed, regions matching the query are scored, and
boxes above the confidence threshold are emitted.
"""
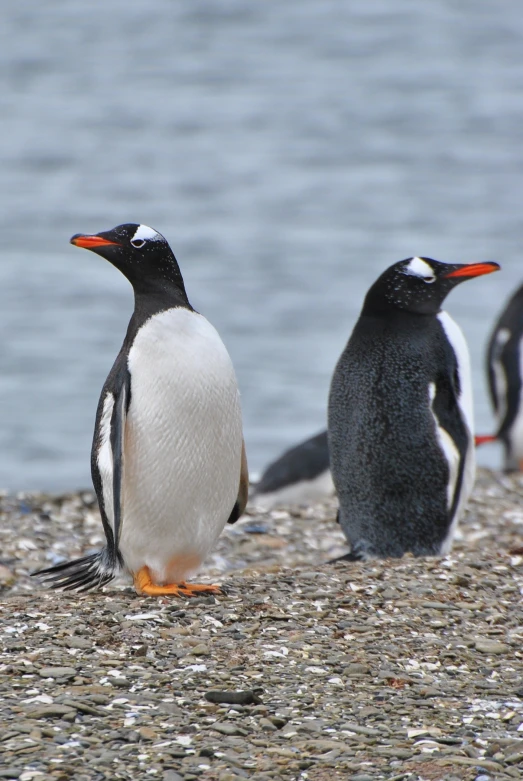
[70,223,190,305]
[363,256,500,316]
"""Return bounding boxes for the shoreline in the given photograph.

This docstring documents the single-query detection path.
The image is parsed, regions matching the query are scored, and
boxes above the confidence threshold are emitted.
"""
[1,469,522,780]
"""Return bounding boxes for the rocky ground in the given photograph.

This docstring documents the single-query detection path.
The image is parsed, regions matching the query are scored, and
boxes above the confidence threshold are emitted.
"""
[0,469,522,781]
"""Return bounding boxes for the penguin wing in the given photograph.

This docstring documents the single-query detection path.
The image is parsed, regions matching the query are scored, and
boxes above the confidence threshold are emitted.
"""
[91,352,131,561]
[109,364,130,550]
[487,327,521,435]
[431,374,470,519]
[32,355,130,592]
[227,439,249,524]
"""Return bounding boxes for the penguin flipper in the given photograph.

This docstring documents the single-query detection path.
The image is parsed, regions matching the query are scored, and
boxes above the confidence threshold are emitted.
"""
[227,439,249,524]
[32,550,115,592]
[90,354,131,569]
[109,368,130,551]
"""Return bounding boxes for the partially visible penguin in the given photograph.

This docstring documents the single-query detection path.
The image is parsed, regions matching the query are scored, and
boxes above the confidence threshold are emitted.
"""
[485,282,523,471]
[328,256,500,560]
[250,430,333,509]
[34,223,248,596]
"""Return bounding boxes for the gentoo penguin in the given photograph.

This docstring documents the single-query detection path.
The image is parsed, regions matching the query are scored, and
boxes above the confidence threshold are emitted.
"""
[328,256,500,560]
[34,223,248,596]
[250,430,333,510]
[485,282,523,471]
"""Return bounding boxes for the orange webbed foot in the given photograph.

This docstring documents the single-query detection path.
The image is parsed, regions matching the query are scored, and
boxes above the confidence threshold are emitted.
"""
[134,567,222,597]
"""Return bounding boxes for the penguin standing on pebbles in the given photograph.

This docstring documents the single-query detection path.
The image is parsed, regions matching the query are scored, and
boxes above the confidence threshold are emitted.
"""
[328,257,500,560]
[485,282,523,471]
[34,223,248,596]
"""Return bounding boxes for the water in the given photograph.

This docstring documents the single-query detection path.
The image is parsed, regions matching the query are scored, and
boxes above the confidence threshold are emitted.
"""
[1,0,522,491]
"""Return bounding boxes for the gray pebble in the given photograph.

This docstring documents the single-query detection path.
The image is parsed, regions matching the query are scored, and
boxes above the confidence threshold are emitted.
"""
[24,705,77,719]
[210,723,248,737]
[38,666,77,679]
[475,639,509,655]
[163,773,184,781]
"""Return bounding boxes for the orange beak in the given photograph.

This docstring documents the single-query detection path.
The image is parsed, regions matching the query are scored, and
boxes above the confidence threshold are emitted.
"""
[474,434,497,446]
[444,262,500,279]
[70,234,121,249]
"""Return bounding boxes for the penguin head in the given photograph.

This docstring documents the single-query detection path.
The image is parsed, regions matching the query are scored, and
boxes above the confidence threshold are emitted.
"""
[363,256,500,316]
[70,223,190,303]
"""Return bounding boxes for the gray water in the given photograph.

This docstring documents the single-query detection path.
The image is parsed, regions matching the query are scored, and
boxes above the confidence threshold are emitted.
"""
[1,0,523,491]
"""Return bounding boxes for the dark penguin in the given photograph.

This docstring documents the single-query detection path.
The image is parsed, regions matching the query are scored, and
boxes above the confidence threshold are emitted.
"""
[328,256,500,560]
[34,223,248,596]
[250,430,333,509]
[485,282,523,471]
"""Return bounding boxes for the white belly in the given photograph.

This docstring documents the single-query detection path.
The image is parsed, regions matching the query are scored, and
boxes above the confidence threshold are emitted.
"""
[119,307,243,584]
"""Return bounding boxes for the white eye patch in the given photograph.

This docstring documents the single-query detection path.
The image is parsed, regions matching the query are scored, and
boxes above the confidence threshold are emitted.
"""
[131,224,161,247]
[404,256,436,283]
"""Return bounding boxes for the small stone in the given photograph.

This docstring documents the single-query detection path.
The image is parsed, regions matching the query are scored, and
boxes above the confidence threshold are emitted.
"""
[259,718,278,731]
[138,727,158,740]
[0,565,15,587]
[38,666,77,679]
[474,639,508,655]
[191,644,210,656]
[61,699,102,716]
[345,663,370,675]
[205,690,259,705]
[163,773,183,781]
[111,677,130,688]
[211,723,248,737]
[418,686,440,697]
[65,637,92,650]
[0,771,21,780]
[25,705,77,719]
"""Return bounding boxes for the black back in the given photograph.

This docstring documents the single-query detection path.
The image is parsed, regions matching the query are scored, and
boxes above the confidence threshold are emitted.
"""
[328,309,469,558]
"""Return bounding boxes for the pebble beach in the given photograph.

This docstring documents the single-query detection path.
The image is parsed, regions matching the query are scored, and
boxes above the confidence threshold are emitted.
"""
[1,469,522,781]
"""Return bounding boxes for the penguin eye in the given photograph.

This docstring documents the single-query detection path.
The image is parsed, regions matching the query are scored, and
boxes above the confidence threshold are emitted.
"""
[131,239,146,249]
[423,275,436,284]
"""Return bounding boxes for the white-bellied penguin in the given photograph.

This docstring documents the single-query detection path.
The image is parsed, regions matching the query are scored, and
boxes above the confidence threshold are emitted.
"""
[328,256,500,560]
[250,430,333,509]
[484,282,523,471]
[34,223,248,596]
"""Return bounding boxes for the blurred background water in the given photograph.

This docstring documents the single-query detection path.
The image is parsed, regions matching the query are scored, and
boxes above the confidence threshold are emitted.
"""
[1,0,522,491]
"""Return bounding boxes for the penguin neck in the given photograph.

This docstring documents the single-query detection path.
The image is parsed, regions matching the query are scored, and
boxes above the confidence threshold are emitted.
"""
[362,302,441,320]
[132,282,194,323]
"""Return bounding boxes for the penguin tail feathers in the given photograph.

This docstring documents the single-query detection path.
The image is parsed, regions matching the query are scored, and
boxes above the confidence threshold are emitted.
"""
[32,549,119,592]
[327,550,365,564]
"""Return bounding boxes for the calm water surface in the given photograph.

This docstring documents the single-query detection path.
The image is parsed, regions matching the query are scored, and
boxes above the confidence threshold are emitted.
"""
[1,1,523,490]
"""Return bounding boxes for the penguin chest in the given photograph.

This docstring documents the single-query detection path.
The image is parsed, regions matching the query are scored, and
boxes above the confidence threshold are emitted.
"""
[120,308,243,579]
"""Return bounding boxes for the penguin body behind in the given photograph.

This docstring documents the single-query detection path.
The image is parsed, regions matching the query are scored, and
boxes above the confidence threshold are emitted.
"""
[328,257,499,560]
[486,282,523,471]
[35,223,248,595]
[250,430,332,510]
